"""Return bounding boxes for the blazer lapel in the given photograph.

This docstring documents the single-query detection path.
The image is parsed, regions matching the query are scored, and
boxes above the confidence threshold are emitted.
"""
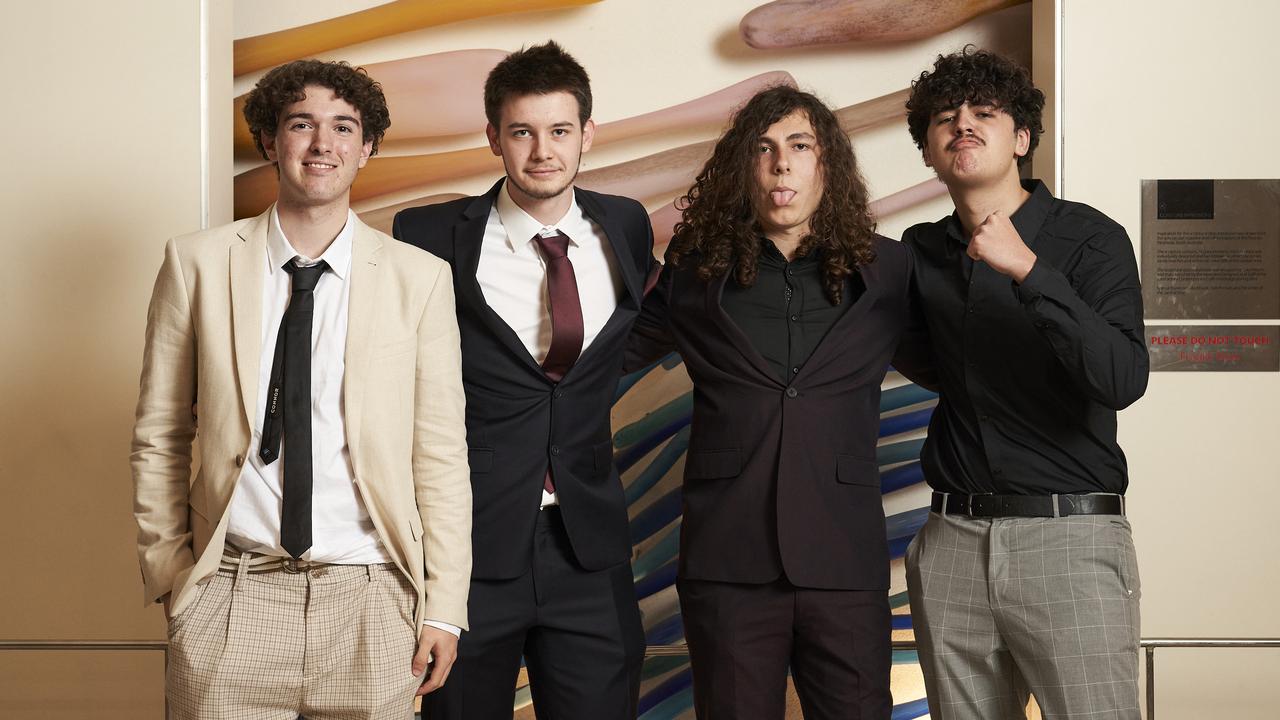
[707,271,785,386]
[577,189,642,307]
[230,210,269,432]
[455,180,546,376]
[799,261,879,373]
[344,220,383,471]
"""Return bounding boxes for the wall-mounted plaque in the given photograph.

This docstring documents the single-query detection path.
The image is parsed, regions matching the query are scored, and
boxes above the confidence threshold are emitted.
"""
[1147,325,1279,372]
[1141,179,1280,319]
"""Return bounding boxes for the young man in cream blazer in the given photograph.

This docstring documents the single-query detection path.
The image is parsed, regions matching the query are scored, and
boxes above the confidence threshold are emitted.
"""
[131,59,471,719]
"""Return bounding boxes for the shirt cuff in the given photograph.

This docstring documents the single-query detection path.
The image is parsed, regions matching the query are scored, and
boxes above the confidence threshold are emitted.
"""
[423,619,461,637]
[1013,258,1055,304]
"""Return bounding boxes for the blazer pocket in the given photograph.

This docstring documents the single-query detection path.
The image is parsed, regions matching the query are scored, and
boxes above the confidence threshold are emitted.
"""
[469,448,493,474]
[835,454,880,488]
[593,441,615,474]
[408,513,423,542]
[684,449,742,480]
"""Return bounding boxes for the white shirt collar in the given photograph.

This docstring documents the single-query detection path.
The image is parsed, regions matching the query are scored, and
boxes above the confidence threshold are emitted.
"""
[495,180,584,256]
[266,205,355,280]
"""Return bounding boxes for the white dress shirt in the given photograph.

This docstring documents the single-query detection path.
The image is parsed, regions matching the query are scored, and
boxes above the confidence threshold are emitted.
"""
[225,207,457,636]
[479,182,624,506]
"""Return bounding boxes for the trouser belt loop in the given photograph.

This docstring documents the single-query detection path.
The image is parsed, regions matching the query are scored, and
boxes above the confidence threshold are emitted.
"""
[1120,494,1126,515]
[1051,494,1062,518]
[938,491,950,516]
[234,551,251,591]
[366,564,375,583]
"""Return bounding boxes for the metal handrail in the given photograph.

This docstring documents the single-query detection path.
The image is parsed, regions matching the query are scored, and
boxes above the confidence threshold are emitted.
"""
[5,637,1279,718]
[1140,638,1280,720]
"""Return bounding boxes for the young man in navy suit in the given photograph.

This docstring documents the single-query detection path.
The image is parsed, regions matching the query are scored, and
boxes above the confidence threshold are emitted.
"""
[393,41,653,720]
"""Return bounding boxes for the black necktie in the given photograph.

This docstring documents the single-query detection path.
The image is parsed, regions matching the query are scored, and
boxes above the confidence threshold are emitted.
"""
[259,259,328,558]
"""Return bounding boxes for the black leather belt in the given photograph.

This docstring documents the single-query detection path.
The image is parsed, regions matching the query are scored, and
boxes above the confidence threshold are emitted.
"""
[931,491,1125,518]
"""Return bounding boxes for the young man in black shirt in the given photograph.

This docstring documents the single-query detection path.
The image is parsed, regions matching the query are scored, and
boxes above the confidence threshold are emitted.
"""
[895,48,1149,720]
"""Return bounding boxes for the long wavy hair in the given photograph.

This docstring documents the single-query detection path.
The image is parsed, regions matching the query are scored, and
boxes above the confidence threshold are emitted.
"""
[667,86,877,305]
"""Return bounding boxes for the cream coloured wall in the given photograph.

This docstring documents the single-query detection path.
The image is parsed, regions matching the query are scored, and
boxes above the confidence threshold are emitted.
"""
[1051,1,1280,716]
[0,1,228,716]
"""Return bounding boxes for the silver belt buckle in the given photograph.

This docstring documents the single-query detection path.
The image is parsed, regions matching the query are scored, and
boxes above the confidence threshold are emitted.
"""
[281,558,304,574]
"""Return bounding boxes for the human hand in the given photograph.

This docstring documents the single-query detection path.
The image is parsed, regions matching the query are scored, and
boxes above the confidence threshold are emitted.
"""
[968,210,1036,283]
[412,625,459,695]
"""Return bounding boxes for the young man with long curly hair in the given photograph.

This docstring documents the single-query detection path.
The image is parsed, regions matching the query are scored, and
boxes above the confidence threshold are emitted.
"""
[896,47,1148,720]
[627,85,914,720]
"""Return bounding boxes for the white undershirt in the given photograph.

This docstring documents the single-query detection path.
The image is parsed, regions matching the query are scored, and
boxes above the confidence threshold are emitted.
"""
[479,182,624,506]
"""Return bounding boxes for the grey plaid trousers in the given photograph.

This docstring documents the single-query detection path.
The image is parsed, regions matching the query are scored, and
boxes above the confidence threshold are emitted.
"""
[905,511,1142,720]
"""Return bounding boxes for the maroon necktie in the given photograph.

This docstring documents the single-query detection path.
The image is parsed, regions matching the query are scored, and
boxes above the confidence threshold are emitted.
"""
[533,230,583,493]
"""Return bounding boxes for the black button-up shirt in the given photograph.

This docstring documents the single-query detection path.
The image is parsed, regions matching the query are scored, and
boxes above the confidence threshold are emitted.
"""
[894,180,1149,496]
[722,239,863,383]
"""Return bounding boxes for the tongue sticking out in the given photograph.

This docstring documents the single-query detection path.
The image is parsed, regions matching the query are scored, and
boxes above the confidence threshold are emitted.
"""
[770,189,796,206]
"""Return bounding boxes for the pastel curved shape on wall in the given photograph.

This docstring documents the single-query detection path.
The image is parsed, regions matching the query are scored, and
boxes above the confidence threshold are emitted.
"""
[235,74,824,219]
[578,88,910,202]
[233,0,602,76]
[739,0,1028,49]
[234,50,506,161]
[591,71,797,146]
[869,178,949,219]
[235,146,503,219]
[358,193,467,235]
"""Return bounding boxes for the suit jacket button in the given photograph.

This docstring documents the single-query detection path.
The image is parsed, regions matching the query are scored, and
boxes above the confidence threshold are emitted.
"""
[551,445,560,455]
[785,387,798,398]
[234,454,244,467]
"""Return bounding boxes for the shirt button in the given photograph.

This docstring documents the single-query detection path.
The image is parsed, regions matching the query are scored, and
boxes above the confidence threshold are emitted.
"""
[234,454,244,467]
[786,268,794,276]
[792,367,800,374]
[790,314,799,321]
[550,445,560,455]
[786,387,798,398]
[967,306,975,314]
[554,390,564,399]
[993,468,1004,475]
[981,414,990,421]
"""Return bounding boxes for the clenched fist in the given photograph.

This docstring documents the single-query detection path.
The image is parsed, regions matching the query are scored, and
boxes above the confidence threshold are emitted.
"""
[967,211,1037,283]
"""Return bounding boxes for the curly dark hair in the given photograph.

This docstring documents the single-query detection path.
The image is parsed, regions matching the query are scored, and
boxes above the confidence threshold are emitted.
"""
[243,59,391,161]
[484,41,592,128]
[906,46,1044,167]
[667,86,877,305]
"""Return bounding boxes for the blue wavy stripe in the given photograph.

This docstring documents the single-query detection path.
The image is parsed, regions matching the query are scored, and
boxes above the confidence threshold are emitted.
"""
[889,590,909,609]
[892,649,920,665]
[640,685,694,720]
[881,461,924,494]
[879,407,933,438]
[889,534,913,559]
[891,697,930,720]
[892,614,914,630]
[880,383,938,412]
[877,438,926,467]
[635,559,678,601]
[630,487,683,545]
[633,526,680,582]
[638,667,693,716]
[616,359,661,401]
[640,655,689,681]
[885,507,929,541]
[645,612,685,646]
[614,393,694,448]
[625,427,691,506]
[615,416,691,473]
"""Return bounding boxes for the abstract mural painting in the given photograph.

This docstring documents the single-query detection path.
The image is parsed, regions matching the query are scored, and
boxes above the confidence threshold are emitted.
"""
[231,1,1032,716]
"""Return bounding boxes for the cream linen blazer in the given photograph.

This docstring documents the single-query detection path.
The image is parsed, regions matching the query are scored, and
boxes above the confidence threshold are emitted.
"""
[131,208,471,628]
